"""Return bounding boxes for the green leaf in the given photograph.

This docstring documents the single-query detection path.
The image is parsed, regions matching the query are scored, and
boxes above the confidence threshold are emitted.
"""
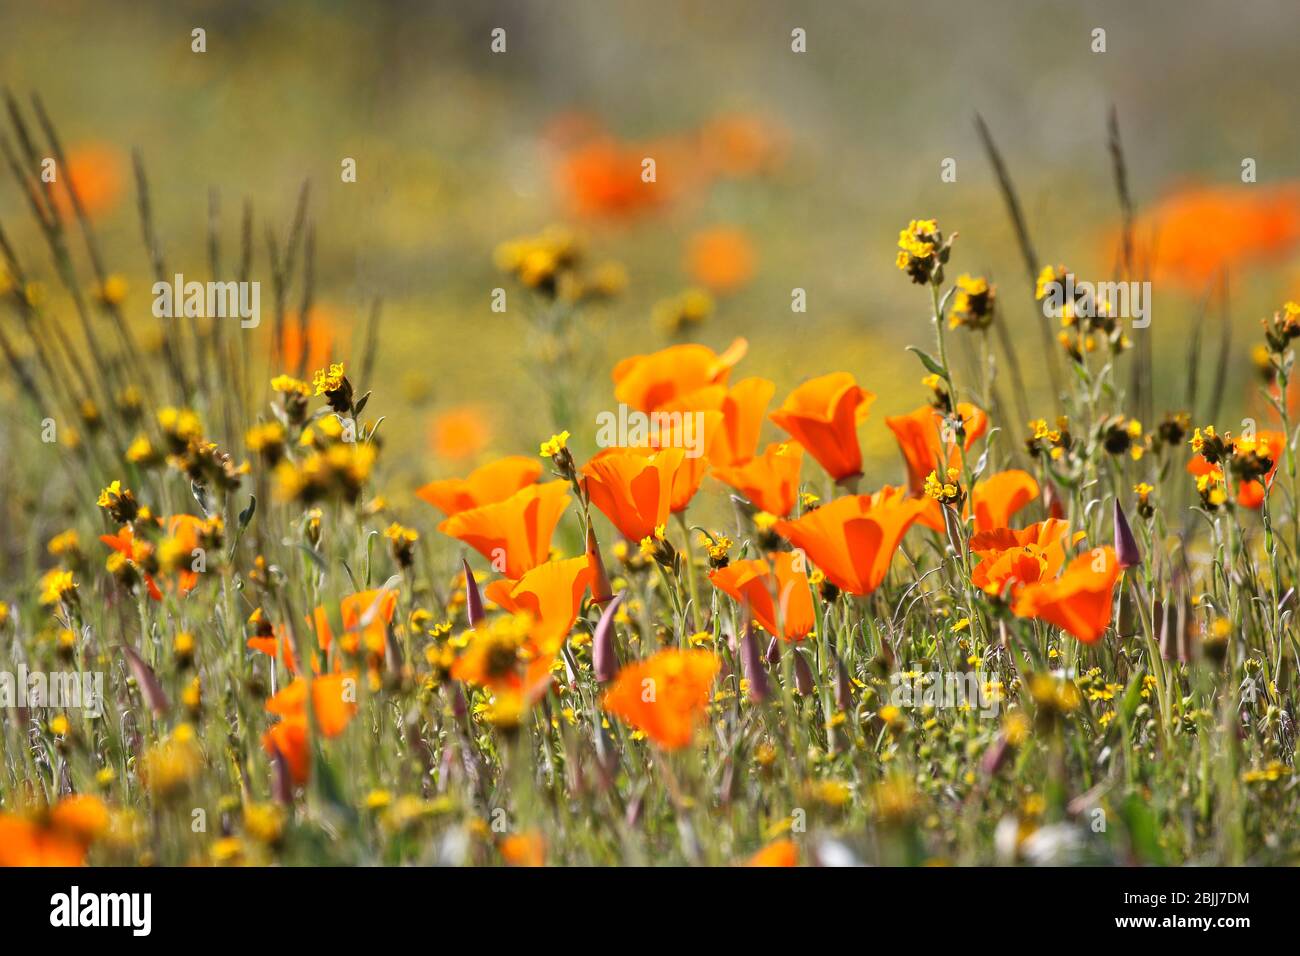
[906,346,948,380]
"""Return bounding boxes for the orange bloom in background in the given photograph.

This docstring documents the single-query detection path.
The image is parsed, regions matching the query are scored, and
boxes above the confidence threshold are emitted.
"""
[100,513,206,600]
[438,480,570,579]
[685,226,756,295]
[265,671,360,737]
[581,447,685,542]
[484,556,593,652]
[712,441,803,517]
[500,831,547,867]
[279,308,339,373]
[970,519,1079,597]
[770,372,875,483]
[664,375,774,468]
[744,838,798,867]
[53,142,125,219]
[709,551,813,642]
[1116,183,1300,289]
[429,405,492,461]
[698,113,787,179]
[971,469,1040,532]
[602,648,721,750]
[416,455,542,517]
[885,402,988,496]
[612,338,748,412]
[556,136,673,220]
[775,493,929,595]
[1013,547,1121,643]
[1187,430,1284,509]
[309,588,399,658]
[246,619,300,674]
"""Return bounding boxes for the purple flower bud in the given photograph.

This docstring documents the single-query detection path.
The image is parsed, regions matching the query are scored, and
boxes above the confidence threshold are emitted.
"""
[462,558,484,627]
[740,613,771,703]
[793,648,815,695]
[587,526,614,605]
[833,654,852,712]
[593,591,625,683]
[121,644,169,716]
[765,636,781,666]
[1114,498,1141,569]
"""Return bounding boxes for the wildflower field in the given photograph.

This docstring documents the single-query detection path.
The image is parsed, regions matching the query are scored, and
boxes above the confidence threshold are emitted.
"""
[2,1,1300,876]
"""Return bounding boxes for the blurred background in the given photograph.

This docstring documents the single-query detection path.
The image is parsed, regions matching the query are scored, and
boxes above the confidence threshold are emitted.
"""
[4,0,1300,501]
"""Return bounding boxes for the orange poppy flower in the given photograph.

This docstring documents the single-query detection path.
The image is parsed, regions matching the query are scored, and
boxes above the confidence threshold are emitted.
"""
[612,338,748,412]
[685,226,756,295]
[483,556,593,653]
[971,469,1039,532]
[712,441,803,517]
[1012,547,1121,643]
[265,671,360,738]
[438,480,570,578]
[581,448,685,542]
[262,716,310,785]
[744,838,798,867]
[709,551,814,642]
[53,142,125,219]
[246,622,300,674]
[602,648,721,750]
[1187,430,1284,509]
[416,455,542,517]
[1114,183,1300,289]
[770,372,875,483]
[614,410,723,514]
[885,402,988,496]
[969,519,1079,597]
[774,493,929,595]
[663,376,774,468]
[864,482,945,533]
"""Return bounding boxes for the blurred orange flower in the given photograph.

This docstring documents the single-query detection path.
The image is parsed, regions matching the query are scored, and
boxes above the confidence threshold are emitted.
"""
[429,405,492,461]
[438,481,570,579]
[265,671,360,737]
[416,455,541,517]
[309,588,399,658]
[1012,547,1121,643]
[53,142,125,219]
[770,372,875,483]
[556,136,671,220]
[612,338,748,412]
[279,308,338,374]
[744,838,798,867]
[581,447,685,541]
[699,113,787,179]
[602,648,721,750]
[711,440,803,516]
[775,493,929,595]
[685,226,756,295]
[709,551,813,642]
[0,794,108,867]
[1116,183,1300,289]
